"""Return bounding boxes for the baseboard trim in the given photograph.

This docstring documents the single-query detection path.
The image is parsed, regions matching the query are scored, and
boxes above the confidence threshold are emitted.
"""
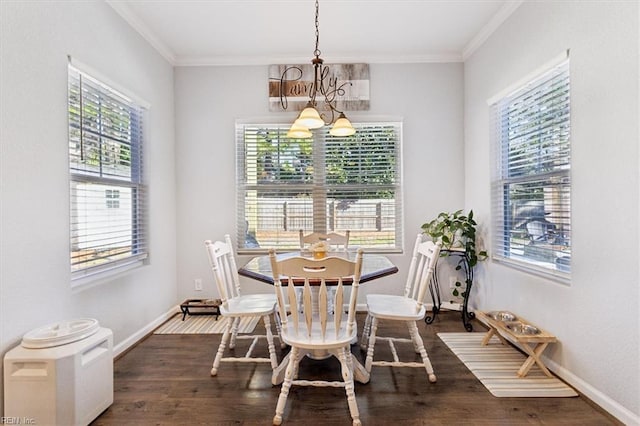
[113,305,179,358]
[543,357,639,425]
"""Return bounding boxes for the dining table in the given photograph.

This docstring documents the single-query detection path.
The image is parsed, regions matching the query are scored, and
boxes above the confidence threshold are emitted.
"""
[238,250,399,285]
[237,250,399,385]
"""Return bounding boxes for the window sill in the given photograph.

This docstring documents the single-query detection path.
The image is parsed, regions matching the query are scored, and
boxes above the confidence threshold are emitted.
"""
[71,257,147,292]
[492,256,571,285]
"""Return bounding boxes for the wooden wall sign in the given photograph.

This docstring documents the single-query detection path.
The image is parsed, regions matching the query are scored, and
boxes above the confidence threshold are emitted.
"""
[268,63,370,112]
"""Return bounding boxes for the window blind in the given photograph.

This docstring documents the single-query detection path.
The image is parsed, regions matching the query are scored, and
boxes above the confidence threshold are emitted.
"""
[490,59,571,277]
[236,121,403,253]
[68,65,147,279]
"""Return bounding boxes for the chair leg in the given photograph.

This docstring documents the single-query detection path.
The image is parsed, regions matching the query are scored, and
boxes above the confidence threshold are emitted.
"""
[273,346,300,426]
[228,317,241,349]
[291,349,303,380]
[262,315,278,370]
[364,316,379,373]
[211,317,233,376]
[407,320,436,383]
[273,312,286,349]
[360,313,372,350]
[337,347,361,426]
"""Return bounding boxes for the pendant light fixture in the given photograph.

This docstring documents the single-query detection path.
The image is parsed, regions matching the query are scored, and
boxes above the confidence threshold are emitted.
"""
[287,0,356,138]
[286,121,313,138]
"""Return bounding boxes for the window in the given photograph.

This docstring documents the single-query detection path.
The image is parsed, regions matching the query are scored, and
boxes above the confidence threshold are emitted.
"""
[105,189,120,209]
[236,122,403,253]
[490,58,571,278]
[68,65,147,280]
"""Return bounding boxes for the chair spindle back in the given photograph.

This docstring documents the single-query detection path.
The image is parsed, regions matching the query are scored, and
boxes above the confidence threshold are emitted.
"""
[403,235,441,313]
[299,230,351,251]
[269,249,363,341]
[204,235,242,305]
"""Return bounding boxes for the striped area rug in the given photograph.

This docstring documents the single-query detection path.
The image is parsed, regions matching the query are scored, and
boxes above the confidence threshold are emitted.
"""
[438,332,578,397]
[154,314,260,334]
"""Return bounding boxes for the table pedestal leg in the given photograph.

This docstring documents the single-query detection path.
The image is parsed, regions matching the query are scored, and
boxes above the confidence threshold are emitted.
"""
[351,356,370,384]
[271,351,370,385]
[272,353,290,385]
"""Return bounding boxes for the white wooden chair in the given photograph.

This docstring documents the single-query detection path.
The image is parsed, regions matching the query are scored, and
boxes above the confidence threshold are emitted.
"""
[269,249,364,426]
[298,230,351,312]
[204,235,283,382]
[299,230,351,251]
[360,234,441,383]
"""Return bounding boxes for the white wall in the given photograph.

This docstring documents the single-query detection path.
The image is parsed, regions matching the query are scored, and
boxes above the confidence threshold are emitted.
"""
[174,63,465,302]
[4,0,636,423]
[464,1,639,423]
[0,1,176,413]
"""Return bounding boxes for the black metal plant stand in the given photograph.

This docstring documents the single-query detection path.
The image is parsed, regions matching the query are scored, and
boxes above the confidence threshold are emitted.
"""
[424,249,475,331]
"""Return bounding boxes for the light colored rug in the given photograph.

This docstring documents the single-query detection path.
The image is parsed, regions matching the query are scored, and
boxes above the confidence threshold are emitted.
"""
[154,314,260,334]
[438,332,578,397]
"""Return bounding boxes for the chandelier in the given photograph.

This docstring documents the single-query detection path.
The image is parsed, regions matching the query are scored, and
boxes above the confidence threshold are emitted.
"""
[286,0,356,138]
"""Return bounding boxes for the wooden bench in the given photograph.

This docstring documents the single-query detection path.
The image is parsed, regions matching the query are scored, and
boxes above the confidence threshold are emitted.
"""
[475,310,557,378]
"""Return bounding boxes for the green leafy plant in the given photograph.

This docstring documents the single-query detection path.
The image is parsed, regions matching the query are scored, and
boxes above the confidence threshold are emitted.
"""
[421,209,487,298]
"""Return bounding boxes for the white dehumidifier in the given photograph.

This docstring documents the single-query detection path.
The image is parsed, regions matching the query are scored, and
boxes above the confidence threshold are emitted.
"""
[4,318,113,426]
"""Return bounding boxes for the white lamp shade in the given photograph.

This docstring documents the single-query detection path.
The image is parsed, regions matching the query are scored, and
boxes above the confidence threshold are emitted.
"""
[329,114,356,137]
[286,122,312,138]
[297,106,325,129]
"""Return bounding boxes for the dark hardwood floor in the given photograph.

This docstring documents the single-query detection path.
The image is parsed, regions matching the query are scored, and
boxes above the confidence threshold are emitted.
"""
[92,311,619,426]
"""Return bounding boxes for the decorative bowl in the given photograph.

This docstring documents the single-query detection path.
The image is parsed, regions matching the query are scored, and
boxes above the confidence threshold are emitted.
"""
[505,322,540,335]
[487,311,517,322]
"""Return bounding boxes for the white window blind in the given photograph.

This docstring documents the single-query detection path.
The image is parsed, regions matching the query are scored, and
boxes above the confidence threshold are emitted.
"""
[236,122,403,253]
[68,65,147,280]
[490,59,571,278]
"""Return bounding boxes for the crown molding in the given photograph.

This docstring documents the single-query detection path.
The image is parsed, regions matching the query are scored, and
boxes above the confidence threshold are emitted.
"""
[462,0,524,61]
[107,1,520,67]
[174,53,463,67]
[106,0,177,65]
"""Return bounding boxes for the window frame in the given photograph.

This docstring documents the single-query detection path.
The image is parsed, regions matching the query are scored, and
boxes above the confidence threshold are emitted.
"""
[489,54,571,281]
[68,62,148,286]
[236,119,404,254]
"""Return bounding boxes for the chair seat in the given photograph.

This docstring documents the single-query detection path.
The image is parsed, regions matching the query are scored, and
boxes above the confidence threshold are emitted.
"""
[220,294,277,316]
[366,294,425,321]
[281,316,356,349]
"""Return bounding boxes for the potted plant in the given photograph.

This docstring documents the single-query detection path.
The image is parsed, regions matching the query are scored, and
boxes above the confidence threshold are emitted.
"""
[421,209,487,298]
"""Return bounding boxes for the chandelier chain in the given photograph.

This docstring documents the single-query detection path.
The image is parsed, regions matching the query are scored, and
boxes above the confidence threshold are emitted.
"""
[285,0,355,137]
[314,0,321,58]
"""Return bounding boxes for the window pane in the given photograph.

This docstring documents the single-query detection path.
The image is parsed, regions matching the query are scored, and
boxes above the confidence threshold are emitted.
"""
[70,182,134,271]
[493,176,571,268]
[237,122,402,252]
[491,59,571,276]
[68,65,147,279]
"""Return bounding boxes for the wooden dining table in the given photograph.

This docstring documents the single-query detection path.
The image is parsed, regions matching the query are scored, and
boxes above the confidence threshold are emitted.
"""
[238,250,399,285]
[237,250,399,385]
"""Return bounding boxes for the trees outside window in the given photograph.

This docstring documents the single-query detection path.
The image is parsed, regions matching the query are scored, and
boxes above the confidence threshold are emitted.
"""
[236,122,403,253]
